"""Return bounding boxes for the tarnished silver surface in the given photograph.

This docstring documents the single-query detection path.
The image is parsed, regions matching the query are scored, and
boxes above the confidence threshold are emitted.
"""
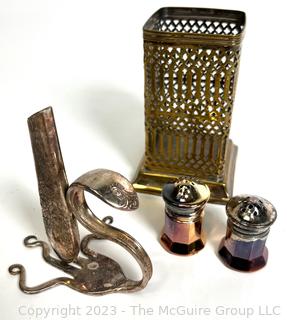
[10,108,153,295]
[66,169,153,292]
[9,230,149,295]
[71,169,139,211]
[226,194,277,240]
[163,177,210,216]
[28,107,80,262]
[9,170,152,294]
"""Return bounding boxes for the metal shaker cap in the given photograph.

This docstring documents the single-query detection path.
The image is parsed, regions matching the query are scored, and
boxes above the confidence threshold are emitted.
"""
[226,195,277,237]
[162,177,210,215]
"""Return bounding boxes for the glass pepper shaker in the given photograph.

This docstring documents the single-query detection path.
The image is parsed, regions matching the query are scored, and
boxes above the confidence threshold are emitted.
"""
[218,195,277,271]
[160,177,210,255]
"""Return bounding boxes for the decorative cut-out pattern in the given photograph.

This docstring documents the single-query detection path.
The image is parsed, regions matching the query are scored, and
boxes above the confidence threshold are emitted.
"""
[155,17,243,35]
[143,11,244,180]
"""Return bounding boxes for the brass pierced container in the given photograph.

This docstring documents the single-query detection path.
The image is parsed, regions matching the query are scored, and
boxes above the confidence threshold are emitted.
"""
[133,7,246,204]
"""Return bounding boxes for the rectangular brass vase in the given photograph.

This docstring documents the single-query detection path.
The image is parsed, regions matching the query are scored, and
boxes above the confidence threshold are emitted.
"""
[133,7,246,204]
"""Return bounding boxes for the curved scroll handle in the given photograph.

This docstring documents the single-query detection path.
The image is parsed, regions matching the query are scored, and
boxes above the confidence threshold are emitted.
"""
[66,169,153,292]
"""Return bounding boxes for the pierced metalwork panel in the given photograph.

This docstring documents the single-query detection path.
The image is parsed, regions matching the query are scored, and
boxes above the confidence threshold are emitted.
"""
[134,7,245,203]
[144,43,241,179]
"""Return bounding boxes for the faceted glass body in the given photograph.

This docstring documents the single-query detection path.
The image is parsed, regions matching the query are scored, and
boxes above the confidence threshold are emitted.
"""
[218,226,268,272]
[161,212,205,255]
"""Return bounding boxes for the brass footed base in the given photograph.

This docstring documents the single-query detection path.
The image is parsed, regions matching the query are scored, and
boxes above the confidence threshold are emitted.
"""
[133,139,237,205]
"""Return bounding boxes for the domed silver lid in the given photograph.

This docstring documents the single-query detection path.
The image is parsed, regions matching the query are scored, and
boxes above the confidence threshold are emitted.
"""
[162,177,210,216]
[226,195,277,237]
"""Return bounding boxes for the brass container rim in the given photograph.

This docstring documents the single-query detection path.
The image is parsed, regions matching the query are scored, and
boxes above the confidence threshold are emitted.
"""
[143,7,246,46]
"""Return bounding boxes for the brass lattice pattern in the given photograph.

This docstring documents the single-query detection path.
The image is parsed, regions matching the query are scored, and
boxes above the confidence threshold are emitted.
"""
[155,16,243,35]
[145,44,240,136]
[144,44,241,179]
[143,7,245,181]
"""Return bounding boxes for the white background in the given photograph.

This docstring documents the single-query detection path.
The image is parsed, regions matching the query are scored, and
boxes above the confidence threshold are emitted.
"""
[0,0,286,319]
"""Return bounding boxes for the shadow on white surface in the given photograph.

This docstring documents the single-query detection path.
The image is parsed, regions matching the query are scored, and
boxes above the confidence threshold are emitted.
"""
[136,194,164,238]
[204,204,227,254]
[0,179,45,237]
